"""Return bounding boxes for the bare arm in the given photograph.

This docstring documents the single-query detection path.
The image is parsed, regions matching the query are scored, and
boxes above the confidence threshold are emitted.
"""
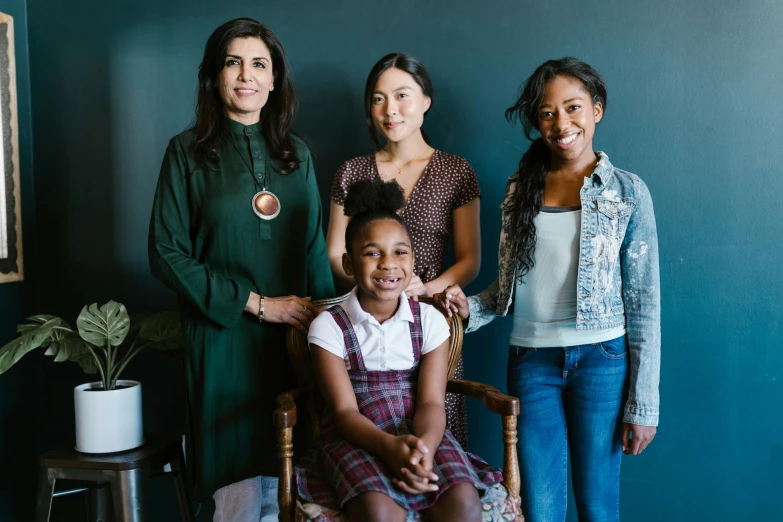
[423,198,481,295]
[411,338,450,458]
[311,343,394,455]
[325,201,354,293]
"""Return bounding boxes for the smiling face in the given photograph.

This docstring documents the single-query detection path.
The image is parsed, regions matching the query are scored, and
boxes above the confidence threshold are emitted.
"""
[343,218,414,306]
[218,37,276,125]
[370,67,431,145]
[536,75,603,167]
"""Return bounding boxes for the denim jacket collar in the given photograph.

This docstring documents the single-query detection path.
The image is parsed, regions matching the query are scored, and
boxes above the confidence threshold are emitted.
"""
[589,151,613,186]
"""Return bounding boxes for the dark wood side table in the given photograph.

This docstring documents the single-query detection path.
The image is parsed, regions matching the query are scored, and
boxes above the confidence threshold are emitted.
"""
[35,434,194,522]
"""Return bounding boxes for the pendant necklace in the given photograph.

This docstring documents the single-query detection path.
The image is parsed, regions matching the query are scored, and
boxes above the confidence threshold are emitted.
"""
[226,133,281,221]
[382,148,430,176]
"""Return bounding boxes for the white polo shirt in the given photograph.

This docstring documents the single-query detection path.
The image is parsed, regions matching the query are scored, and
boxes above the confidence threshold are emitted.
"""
[307,288,451,371]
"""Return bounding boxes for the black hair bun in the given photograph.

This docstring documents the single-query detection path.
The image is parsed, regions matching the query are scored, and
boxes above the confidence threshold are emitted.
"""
[344,179,405,217]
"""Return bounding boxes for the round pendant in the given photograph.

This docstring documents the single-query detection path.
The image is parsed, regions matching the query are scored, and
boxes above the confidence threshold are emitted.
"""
[252,190,281,220]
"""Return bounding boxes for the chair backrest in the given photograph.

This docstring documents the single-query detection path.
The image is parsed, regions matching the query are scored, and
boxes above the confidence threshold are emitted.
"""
[284,294,464,429]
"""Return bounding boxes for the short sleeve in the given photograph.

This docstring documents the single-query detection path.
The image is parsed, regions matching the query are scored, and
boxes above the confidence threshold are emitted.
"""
[420,303,451,355]
[452,159,481,209]
[330,161,353,206]
[330,156,378,206]
[307,309,346,360]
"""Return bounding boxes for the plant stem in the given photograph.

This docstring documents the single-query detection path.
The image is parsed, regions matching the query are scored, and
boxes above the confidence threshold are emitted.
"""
[109,342,153,390]
[105,339,112,389]
[85,345,106,387]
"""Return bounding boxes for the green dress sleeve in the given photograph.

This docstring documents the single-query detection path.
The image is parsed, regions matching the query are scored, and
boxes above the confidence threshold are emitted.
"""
[148,138,252,328]
[302,148,336,300]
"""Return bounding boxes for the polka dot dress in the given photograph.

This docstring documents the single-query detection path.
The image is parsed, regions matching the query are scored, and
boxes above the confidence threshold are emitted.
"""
[331,150,481,449]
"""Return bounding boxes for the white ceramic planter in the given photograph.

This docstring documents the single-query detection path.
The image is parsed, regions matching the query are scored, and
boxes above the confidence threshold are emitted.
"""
[74,380,144,453]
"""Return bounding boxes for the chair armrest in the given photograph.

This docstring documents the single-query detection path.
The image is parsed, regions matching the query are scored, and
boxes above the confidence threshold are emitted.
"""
[446,379,520,416]
[274,388,308,429]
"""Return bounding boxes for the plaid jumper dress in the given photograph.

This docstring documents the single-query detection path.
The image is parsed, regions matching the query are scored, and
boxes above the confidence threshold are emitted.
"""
[296,301,503,511]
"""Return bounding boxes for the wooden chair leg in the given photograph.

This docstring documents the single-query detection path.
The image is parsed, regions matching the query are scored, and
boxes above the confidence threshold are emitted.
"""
[35,467,55,522]
[277,427,296,522]
[502,415,521,511]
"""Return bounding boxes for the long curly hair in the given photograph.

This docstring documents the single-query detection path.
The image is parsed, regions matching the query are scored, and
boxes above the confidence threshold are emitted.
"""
[504,57,607,279]
[192,18,300,174]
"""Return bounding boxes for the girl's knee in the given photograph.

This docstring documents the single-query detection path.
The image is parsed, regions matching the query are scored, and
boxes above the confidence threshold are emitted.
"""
[430,483,482,522]
[345,491,407,522]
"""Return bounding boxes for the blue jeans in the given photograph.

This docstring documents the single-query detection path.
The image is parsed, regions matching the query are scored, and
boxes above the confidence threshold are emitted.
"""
[507,336,628,522]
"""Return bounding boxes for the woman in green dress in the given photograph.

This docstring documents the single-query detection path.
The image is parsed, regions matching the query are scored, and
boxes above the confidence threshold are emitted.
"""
[148,18,334,521]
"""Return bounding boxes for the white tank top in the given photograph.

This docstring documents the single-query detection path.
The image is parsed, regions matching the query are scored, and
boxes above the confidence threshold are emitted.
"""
[509,207,625,348]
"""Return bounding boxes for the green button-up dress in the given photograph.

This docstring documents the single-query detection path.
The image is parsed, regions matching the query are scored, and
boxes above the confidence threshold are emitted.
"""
[148,118,334,500]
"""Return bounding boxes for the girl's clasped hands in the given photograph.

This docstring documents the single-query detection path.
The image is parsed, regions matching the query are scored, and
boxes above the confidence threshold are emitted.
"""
[385,435,440,494]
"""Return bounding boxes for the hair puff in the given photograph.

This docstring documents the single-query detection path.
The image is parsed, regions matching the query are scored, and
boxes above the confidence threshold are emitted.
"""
[343,179,405,217]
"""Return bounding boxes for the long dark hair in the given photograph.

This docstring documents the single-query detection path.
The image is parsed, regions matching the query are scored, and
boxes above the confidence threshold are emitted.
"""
[504,57,607,278]
[364,53,434,150]
[193,18,300,174]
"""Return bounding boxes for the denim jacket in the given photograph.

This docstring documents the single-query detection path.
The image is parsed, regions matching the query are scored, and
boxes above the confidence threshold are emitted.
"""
[467,152,660,426]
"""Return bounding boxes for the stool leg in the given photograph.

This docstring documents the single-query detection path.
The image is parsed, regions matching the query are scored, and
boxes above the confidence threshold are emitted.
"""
[169,450,194,522]
[87,482,114,522]
[109,468,148,522]
[34,467,56,522]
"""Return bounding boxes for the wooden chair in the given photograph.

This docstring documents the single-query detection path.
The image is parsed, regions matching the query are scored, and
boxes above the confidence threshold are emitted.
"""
[274,295,522,521]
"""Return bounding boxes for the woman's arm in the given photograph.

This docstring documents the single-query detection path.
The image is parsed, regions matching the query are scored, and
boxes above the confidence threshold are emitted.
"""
[149,139,319,330]
[243,292,315,334]
[619,177,661,452]
[422,198,482,296]
[325,201,354,292]
[149,139,252,328]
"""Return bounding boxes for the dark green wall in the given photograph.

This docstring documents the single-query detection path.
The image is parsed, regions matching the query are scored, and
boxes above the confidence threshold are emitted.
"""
[2,0,780,520]
[0,0,38,519]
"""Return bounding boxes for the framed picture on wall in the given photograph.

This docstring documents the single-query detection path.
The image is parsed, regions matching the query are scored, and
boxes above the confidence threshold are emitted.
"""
[0,12,22,284]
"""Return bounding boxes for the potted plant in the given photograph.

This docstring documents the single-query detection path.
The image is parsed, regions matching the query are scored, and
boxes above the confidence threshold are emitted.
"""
[0,300,182,453]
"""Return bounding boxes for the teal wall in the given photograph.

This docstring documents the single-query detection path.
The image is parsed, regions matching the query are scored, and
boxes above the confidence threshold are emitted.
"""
[1,0,781,520]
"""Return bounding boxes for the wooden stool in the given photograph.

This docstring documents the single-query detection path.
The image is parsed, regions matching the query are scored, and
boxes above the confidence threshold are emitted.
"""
[35,434,194,522]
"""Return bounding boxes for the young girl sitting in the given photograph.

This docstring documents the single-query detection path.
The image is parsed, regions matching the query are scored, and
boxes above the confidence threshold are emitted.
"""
[296,179,502,522]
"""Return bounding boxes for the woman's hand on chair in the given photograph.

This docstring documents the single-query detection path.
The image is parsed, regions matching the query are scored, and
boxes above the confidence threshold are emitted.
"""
[433,284,470,319]
[263,295,317,334]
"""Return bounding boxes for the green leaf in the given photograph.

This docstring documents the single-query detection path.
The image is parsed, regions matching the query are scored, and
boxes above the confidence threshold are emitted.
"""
[76,301,130,347]
[0,318,63,374]
[16,315,64,334]
[138,312,184,351]
[128,312,150,336]
[45,337,100,374]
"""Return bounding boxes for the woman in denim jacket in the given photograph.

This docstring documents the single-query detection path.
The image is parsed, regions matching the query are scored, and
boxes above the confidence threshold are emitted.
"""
[436,58,660,522]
